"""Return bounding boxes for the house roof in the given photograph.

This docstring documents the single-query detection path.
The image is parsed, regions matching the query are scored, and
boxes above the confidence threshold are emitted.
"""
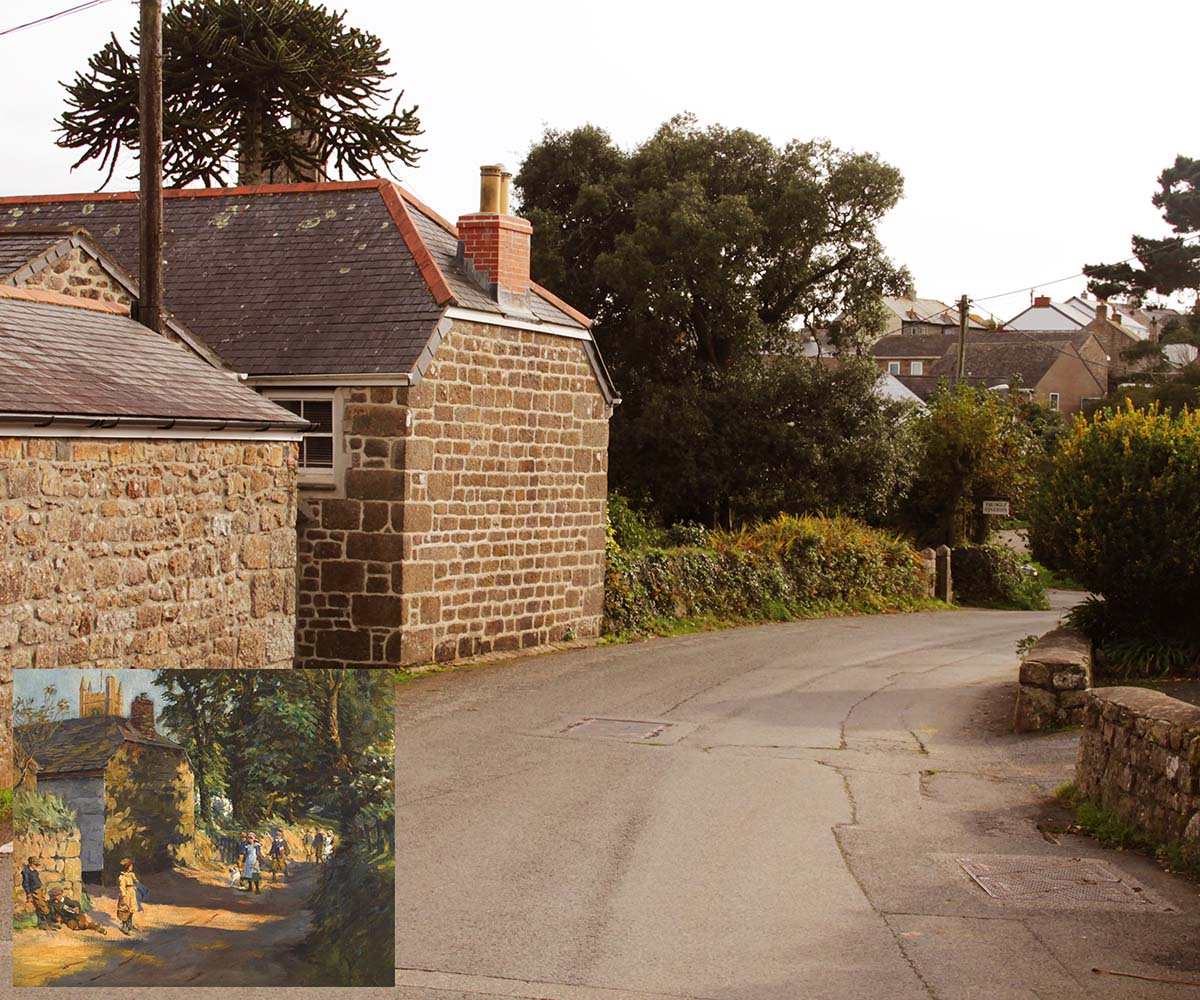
[0,287,309,428]
[16,716,185,777]
[0,230,80,281]
[876,329,1100,391]
[0,180,598,384]
[870,332,958,359]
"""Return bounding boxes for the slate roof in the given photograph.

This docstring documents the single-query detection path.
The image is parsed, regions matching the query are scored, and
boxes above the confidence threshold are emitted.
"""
[0,288,309,427]
[0,180,594,379]
[0,231,77,281]
[16,716,185,777]
[880,330,1099,398]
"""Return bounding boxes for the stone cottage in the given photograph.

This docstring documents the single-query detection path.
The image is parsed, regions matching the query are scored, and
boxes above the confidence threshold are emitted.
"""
[2,168,618,667]
[0,233,308,673]
[15,678,194,884]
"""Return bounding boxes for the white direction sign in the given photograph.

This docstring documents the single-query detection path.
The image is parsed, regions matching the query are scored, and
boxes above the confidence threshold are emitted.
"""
[981,500,1010,516]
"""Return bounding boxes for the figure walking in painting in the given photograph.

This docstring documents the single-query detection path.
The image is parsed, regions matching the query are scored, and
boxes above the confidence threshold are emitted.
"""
[22,857,55,931]
[48,889,108,935]
[238,832,262,893]
[117,858,138,935]
[302,830,313,862]
[268,829,289,882]
[312,829,325,865]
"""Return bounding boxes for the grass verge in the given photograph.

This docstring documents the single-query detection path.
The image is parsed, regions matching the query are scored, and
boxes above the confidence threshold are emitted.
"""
[1056,781,1200,881]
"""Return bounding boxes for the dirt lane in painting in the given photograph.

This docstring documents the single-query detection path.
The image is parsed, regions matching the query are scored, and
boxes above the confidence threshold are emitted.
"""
[13,859,321,986]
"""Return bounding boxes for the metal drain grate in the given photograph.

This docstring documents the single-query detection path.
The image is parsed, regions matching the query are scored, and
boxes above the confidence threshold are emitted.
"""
[562,718,669,741]
[957,855,1153,905]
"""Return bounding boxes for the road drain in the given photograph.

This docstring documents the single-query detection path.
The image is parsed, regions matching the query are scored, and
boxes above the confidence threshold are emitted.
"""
[562,718,670,741]
[957,854,1174,910]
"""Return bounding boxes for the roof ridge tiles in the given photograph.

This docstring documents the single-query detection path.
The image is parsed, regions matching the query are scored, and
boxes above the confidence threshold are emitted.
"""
[0,285,129,315]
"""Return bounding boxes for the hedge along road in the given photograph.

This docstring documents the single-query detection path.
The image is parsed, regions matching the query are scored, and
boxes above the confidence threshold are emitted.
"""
[396,609,1200,1000]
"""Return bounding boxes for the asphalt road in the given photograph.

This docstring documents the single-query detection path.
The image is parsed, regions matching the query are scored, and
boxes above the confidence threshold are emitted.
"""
[396,608,1200,1000]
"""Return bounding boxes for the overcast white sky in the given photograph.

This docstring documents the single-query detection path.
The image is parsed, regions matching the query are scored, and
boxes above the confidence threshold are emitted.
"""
[2,0,1197,321]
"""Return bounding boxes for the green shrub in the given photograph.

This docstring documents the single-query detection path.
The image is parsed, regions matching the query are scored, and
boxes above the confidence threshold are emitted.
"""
[664,521,711,548]
[303,840,394,986]
[1030,404,1200,646]
[13,790,76,837]
[604,514,929,635]
[606,493,664,552]
[953,543,1047,609]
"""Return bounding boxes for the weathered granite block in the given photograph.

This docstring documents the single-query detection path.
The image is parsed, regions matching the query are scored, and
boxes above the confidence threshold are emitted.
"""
[1013,627,1093,732]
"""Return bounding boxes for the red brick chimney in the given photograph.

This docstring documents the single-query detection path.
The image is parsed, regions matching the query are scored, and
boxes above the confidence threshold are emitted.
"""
[456,164,534,312]
[1033,295,1052,308]
[129,693,155,736]
[1095,302,1108,322]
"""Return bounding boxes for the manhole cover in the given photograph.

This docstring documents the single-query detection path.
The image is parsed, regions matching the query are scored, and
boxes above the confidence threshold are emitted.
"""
[562,718,670,741]
[957,855,1161,907]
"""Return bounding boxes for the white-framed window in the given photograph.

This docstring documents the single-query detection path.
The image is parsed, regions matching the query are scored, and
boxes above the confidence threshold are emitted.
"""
[910,361,924,375]
[1048,392,1060,411]
[887,361,901,375]
[264,391,338,484]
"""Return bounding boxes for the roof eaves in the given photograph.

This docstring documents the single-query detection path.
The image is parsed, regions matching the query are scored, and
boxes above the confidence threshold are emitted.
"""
[0,285,128,315]
[378,180,456,308]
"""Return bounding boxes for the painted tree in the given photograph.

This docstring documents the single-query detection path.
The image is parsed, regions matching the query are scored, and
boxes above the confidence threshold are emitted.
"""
[516,115,912,524]
[155,672,231,824]
[58,0,423,187]
[12,685,71,790]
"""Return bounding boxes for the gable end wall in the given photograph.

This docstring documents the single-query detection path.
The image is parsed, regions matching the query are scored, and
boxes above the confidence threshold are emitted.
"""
[293,319,610,668]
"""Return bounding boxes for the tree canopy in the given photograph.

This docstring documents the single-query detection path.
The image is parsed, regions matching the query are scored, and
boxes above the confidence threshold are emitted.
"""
[58,0,423,187]
[901,382,1047,547]
[1084,155,1200,304]
[155,668,393,837]
[516,115,912,525]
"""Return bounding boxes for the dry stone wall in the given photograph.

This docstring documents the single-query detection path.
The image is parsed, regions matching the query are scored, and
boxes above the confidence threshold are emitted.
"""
[0,437,298,670]
[1076,686,1200,853]
[12,827,82,915]
[295,319,610,668]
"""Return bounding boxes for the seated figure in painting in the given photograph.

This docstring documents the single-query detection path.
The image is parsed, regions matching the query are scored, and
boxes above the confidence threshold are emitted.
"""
[48,890,108,935]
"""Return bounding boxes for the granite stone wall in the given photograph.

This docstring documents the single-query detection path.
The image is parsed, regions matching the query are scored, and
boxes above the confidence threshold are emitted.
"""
[1075,686,1200,854]
[295,318,610,668]
[0,437,299,671]
[1013,627,1092,731]
[12,826,83,914]
[15,245,131,308]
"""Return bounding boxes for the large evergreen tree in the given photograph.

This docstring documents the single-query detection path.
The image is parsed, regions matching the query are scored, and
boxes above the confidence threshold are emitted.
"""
[1084,155,1200,303]
[58,0,423,187]
[516,115,912,525]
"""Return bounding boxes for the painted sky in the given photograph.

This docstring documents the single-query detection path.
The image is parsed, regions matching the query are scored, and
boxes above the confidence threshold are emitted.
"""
[15,668,170,726]
[1,0,1196,322]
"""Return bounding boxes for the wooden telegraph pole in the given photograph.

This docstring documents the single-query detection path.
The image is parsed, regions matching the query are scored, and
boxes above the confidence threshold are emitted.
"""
[955,293,969,382]
[138,0,164,334]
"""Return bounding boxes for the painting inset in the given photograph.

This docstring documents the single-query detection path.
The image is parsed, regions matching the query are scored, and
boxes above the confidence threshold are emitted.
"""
[11,668,394,987]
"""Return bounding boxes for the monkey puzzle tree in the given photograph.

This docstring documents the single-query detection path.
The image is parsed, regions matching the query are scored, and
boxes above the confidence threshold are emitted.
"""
[58,0,423,187]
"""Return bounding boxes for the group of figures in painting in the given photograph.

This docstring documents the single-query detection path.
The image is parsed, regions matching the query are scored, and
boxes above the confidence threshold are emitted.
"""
[8,667,395,987]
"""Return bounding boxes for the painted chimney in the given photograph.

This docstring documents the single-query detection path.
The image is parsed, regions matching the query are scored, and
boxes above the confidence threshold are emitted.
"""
[1033,295,1052,308]
[456,164,533,312]
[129,693,155,736]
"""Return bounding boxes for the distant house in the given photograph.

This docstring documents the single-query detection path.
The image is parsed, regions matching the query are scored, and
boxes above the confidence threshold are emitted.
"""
[0,242,306,671]
[3,169,617,667]
[16,679,194,884]
[1007,292,1186,344]
[882,295,989,338]
[873,330,1109,415]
